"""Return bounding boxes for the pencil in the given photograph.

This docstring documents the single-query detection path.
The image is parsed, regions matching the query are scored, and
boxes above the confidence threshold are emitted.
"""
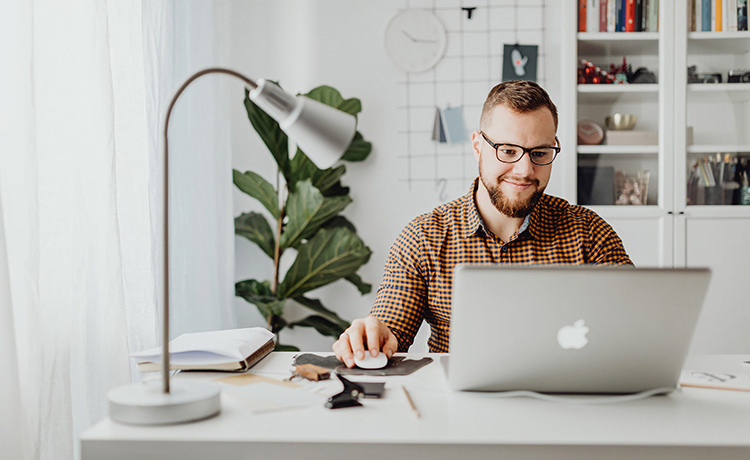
[402,385,420,418]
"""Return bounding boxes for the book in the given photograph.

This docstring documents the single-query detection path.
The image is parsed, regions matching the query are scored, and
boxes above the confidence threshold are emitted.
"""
[588,0,599,33]
[607,0,617,31]
[728,0,738,31]
[739,0,748,30]
[132,327,276,372]
[647,0,659,32]
[599,0,608,31]
[716,0,723,31]
[626,0,636,31]
[702,0,712,31]
[579,0,587,32]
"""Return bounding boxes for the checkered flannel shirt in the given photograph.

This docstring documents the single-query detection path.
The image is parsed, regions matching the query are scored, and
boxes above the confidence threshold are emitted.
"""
[370,179,633,353]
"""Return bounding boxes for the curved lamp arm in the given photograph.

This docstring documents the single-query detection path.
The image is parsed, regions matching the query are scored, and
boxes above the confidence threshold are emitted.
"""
[160,68,356,393]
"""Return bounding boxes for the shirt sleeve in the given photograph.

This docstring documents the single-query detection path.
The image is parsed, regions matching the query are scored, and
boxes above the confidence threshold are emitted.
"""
[586,213,634,265]
[369,218,428,352]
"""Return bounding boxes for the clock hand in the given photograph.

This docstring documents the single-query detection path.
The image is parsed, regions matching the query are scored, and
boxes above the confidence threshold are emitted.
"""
[401,29,418,42]
[401,29,437,43]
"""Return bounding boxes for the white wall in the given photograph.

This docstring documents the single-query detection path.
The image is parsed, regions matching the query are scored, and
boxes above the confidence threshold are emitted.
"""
[229,1,562,351]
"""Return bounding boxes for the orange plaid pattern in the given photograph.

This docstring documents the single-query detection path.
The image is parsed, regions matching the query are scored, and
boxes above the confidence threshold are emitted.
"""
[370,179,633,353]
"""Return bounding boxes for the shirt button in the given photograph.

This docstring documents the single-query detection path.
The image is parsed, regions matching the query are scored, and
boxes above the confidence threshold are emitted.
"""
[501,245,508,252]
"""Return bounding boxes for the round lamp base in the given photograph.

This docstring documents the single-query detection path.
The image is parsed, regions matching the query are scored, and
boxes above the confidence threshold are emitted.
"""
[108,379,220,425]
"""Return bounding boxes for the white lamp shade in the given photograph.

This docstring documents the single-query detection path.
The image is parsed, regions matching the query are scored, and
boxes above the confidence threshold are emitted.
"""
[249,79,357,169]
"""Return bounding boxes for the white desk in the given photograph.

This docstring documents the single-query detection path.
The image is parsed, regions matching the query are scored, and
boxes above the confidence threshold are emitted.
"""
[82,353,750,460]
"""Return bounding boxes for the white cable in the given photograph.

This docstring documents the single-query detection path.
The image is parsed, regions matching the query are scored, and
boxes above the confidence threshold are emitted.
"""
[468,387,678,405]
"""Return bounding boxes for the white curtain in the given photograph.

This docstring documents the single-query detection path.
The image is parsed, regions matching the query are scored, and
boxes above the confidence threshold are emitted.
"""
[0,1,234,459]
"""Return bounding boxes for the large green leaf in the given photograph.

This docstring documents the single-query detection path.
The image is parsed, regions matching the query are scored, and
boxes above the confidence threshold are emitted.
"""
[341,131,372,162]
[337,98,362,116]
[290,149,347,194]
[344,273,372,295]
[235,279,285,320]
[279,180,351,249]
[232,169,280,219]
[293,296,349,330]
[304,85,344,108]
[243,87,291,181]
[288,315,347,338]
[278,227,372,298]
[234,212,275,259]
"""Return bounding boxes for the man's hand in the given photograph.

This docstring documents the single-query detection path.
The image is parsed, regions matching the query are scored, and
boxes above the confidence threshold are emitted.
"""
[332,316,398,368]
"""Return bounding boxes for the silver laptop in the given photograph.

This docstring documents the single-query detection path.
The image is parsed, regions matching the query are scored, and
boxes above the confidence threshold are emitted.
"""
[445,264,711,393]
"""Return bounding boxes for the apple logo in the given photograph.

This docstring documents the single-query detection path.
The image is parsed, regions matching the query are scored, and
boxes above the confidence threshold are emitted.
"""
[557,319,589,350]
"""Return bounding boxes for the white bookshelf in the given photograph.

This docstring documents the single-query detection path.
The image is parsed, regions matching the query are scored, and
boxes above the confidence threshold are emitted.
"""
[562,0,750,354]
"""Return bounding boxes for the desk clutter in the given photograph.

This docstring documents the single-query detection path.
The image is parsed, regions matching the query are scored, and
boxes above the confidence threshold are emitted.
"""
[212,352,433,414]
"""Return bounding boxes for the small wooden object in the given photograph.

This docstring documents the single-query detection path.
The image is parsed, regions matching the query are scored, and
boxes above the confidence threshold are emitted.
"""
[292,364,330,382]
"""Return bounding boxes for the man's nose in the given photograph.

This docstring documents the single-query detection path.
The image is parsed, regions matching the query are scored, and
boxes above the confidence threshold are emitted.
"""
[511,153,535,176]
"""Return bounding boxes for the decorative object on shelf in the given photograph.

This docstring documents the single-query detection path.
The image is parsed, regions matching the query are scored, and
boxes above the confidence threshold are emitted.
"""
[384,9,448,73]
[728,69,750,83]
[687,65,722,84]
[107,67,358,426]
[605,130,657,145]
[235,83,373,352]
[615,170,650,205]
[605,113,638,130]
[578,58,621,84]
[577,119,605,145]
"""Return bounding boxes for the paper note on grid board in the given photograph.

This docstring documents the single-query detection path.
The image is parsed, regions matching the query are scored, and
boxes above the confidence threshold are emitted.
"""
[432,106,467,144]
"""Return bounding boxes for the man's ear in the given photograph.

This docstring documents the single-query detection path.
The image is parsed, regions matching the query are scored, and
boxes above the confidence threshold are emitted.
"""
[471,130,482,163]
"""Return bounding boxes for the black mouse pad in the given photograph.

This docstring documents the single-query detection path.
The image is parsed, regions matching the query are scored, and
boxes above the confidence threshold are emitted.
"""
[292,353,433,376]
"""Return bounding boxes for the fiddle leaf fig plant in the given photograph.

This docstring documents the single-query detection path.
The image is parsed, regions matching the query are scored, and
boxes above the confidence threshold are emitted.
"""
[234,84,372,351]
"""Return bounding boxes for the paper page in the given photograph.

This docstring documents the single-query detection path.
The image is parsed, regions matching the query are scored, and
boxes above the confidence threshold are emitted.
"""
[222,382,324,414]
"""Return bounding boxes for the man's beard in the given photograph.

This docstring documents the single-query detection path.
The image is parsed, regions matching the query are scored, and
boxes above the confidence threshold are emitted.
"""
[479,162,545,218]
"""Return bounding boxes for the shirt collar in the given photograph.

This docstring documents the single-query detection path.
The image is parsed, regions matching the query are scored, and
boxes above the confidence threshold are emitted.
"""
[463,178,536,240]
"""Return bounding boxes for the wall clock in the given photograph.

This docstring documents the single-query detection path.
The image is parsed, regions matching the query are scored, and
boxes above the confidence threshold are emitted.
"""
[384,9,448,73]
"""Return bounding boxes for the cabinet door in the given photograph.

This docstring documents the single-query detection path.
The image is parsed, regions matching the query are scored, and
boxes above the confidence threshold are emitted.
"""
[605,213,672,267]
[684,217,750,354]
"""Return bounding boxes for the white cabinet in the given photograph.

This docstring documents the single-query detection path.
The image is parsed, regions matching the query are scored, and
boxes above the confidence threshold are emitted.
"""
[560,1,750,353]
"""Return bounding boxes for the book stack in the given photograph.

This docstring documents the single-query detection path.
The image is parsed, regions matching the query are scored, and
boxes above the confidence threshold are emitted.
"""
[689,0,749,32]
[578,0,660,32]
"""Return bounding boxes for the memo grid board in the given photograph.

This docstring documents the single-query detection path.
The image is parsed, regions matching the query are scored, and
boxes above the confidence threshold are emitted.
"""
[396,0,548,202]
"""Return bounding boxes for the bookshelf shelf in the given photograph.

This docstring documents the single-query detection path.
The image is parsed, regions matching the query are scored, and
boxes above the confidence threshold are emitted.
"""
[687,145,750,154]
[578,145,659,155]
[688,31,750,54]
[578,32,659,55]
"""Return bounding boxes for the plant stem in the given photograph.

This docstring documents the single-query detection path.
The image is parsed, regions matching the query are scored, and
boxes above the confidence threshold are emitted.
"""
[271,171,284,295]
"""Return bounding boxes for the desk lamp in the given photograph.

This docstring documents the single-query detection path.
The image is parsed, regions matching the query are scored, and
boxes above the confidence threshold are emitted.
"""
[107,68,356,425]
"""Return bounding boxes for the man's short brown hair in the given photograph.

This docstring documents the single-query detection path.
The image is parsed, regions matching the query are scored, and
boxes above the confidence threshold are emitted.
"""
[479,80,558,131]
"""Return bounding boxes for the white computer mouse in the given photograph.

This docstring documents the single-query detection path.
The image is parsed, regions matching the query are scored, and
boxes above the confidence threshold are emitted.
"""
[354,352,388,369]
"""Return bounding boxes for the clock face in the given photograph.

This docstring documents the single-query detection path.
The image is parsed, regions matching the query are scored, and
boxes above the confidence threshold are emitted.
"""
[384,9,448,74]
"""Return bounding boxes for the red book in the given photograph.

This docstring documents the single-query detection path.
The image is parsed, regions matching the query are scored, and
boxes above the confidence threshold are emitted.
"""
[600,0,608,32]
[625,0,635,32]
[579,0,587,32]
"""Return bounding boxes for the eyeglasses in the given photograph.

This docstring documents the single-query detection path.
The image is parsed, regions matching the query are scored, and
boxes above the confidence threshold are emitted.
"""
[480,131,561,166]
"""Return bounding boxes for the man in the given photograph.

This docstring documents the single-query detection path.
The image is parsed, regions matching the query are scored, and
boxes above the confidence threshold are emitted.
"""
[333,80,632,368]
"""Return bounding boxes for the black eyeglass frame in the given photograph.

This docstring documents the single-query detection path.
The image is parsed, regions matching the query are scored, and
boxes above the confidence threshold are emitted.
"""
[480,131,561,166]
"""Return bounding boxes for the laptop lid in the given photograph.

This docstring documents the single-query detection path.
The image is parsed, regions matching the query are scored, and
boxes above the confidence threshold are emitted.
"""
[447,264,712,393]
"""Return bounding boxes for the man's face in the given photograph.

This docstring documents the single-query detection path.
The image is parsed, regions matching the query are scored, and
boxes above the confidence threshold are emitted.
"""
[472,104,557,218]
